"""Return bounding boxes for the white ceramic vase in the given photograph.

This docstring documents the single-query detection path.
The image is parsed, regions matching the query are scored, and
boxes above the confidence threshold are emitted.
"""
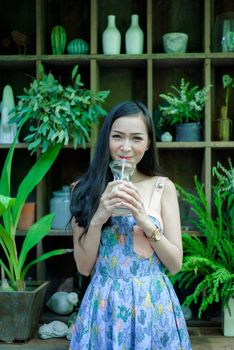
[125,14,144,54]
[102,15,121,55]
[0,85,18,143]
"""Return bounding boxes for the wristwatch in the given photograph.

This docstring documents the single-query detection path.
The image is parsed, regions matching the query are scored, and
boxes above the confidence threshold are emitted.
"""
[147,226,162,241]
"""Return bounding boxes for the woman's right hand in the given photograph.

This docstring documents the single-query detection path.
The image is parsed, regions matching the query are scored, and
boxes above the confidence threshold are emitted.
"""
[92,180,124,226]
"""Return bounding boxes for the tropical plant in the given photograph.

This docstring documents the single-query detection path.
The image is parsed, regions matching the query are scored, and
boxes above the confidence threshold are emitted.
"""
[0,125,72,291]
[159,78,211,125]
[222,74,234,119]
[10,64,109,154]
[170,161,234,318]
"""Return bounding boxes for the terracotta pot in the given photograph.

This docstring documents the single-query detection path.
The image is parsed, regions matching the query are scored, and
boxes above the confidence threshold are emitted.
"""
[17,202,36,230]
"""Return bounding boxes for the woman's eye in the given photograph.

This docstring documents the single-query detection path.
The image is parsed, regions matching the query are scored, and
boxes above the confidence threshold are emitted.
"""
[112,134,121,139]
[133,136,143,141]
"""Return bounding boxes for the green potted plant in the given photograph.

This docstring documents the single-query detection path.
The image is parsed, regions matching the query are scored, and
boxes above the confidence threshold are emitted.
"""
[10,64,109,154]
[215,74,233,141]
[0,65,109,342]
[159,78,211,141]
[170,159,234,335]
[0,124,73,342]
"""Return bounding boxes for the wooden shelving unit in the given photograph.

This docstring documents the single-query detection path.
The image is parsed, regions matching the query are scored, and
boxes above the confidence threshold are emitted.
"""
[0,0,233,302]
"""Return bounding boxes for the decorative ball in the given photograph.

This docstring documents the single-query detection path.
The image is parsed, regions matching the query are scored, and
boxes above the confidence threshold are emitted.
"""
[161,131,173,142]
[67,39,89,54]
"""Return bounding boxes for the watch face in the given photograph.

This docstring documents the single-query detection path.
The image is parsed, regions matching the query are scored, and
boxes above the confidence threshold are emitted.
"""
[155,229,162,241]
[149,227,162,241]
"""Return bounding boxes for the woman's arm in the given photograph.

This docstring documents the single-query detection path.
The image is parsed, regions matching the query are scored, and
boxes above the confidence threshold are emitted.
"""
[72,180,126,276]
[72,218,102,276]
[144,179,183,274]
[113,179,182,274]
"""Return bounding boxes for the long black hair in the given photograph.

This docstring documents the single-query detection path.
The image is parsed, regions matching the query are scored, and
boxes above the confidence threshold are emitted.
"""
[70,101,164,235]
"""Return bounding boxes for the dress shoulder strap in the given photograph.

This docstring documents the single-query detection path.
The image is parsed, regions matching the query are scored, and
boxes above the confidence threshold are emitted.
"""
[155,176,167,192]
[148,176,167,209]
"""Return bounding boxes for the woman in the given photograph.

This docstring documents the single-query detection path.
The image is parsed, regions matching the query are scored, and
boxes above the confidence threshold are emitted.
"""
[69,101,192,349]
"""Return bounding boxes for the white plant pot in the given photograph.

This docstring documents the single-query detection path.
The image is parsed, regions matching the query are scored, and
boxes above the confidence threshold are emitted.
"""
[223,297,234,336]
[163,32,188,54]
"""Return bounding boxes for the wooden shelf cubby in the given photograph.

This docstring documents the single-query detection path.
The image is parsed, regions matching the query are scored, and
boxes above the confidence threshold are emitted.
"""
[0,0,233,295]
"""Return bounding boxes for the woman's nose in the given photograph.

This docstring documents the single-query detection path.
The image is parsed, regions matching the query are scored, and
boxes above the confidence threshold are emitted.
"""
[120,140,131,151]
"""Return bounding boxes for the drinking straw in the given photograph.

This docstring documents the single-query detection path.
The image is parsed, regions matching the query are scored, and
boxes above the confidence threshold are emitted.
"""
[121,160,125,180]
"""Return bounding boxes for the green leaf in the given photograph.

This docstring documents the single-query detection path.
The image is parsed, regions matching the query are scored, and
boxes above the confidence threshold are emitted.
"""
[0,225,18,280]
[21,248,73,280]
[0,195,15,215]
[223,74,233,89]
[38,63,45,76]
[12,143,62,229]
[0,257,12,283]
[72,65,79,81]
[75,73,81,86]
[28,138,42,151]
[18,214,54,272]
[0,117,28,232]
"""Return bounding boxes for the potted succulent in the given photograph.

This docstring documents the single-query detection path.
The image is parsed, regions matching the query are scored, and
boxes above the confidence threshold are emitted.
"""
[10,64,109,154]
[0,124,72,342]
[215,74,234,141]
[159,78,211,141]
[170,159,234,335]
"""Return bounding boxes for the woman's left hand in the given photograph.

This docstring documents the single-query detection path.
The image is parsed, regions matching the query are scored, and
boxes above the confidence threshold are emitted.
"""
[110,181,151,229]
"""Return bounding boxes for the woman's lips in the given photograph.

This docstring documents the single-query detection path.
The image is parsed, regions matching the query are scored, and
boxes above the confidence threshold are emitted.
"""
[118,156,133,160]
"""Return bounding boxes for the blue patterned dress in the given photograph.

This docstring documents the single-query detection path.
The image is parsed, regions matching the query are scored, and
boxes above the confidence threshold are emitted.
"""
[70,178,192,350]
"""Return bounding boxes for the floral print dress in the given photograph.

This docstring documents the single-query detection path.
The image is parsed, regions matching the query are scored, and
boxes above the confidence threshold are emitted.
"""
[70,177,192,350]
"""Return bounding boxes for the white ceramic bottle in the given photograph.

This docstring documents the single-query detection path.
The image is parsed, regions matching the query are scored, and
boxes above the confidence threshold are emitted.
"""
[102,15,121,54]
[125,14,144,54]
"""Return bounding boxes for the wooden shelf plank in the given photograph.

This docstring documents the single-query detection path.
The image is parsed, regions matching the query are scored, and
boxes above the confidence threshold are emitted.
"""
[210,141,234,148]
[156,142,207,149]
[16,229,72,237]
[0,143,28,149]
[156,141,234,149]
[1,52,234,62]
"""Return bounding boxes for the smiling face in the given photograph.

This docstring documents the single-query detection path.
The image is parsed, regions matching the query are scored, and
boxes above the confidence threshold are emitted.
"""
[109,114,150,166]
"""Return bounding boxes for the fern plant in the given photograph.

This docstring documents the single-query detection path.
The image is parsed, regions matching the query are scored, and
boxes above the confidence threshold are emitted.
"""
[171,163,234,318]
[159,78,211,124]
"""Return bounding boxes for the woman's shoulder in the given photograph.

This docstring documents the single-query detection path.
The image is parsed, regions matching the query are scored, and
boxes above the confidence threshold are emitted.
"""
[133,173,176,193]
[163,177,176,189]
[160,177,177,198]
